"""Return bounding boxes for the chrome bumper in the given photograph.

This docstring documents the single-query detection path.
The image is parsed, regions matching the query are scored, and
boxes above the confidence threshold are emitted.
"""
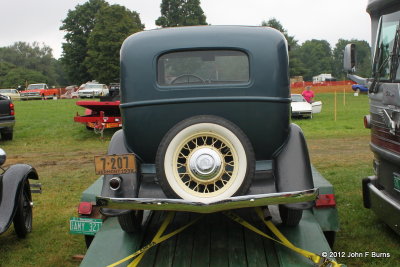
[364,177,400,234]
[96,188,318,213]
[20,95,41,99]
[0,120,15,128]
[292,111,312,116]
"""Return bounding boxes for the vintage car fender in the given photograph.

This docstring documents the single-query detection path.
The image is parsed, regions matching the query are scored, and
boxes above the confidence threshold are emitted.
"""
[0,164,38,234]
[99,126,317,214]
[273,123,314,210]
[100,130,140,216]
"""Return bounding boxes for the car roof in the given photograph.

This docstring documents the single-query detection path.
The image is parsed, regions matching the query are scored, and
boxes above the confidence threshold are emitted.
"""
[121,25,289,102]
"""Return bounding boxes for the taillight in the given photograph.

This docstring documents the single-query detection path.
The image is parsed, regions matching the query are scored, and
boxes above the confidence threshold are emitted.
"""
[315,194,336,208]
[9,103,14,116]
[78,202,93,215]
[364,115,370,129]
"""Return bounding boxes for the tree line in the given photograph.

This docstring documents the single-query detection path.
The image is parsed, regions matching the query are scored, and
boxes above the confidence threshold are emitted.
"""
[0,42,67,88]
[0,0,370,89]
[262,18,371,81]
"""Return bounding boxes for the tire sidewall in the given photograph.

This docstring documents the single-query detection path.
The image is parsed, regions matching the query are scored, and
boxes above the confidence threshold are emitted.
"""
[156,115,255,203]
[13,180,32,237]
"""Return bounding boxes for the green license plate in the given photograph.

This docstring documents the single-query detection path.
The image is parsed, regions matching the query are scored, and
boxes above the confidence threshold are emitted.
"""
[70,217,103,235]
[394,173,400,193]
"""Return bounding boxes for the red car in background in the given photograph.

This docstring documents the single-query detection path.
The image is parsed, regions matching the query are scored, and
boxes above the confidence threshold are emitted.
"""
[20,84,61,100]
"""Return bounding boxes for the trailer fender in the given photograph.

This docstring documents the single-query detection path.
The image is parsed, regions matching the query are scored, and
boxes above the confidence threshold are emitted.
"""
[0,164,38,234]
[273,123,314,210]
[100,130,140,216]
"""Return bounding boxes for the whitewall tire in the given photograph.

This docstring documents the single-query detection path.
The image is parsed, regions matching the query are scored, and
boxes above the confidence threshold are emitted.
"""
[156,115,255,204]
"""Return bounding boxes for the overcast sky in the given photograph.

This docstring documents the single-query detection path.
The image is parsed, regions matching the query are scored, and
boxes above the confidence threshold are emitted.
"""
[0,0,371,59]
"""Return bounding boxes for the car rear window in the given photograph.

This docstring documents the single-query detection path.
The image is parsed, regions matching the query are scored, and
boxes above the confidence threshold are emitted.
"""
[157,50,249,86]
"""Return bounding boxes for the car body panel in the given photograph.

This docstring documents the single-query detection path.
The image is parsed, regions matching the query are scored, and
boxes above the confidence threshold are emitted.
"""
[291,94,312,117]
[78,83,109,98]
[121,26,290,162]
[98,26,316,215]
[60,85,79,99]
[352,84,368,93]
[363,175,400,234]
[312,101,322,113]
[0,89,20,100]
[0,95,15,133]
[0,164,38,234]
[20,83,59,99]
[99,122,316,214]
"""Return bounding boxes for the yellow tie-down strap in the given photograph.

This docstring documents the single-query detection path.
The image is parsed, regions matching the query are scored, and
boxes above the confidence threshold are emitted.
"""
[223,207,343,267]
[107,208,343,267]
[107,211,203,267]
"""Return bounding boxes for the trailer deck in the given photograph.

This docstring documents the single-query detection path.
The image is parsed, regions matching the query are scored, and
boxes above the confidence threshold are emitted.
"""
[76,166,340,267]
[74,100,122,130]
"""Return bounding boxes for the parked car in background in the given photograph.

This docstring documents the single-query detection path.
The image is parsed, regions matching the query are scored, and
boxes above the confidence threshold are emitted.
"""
[0,89,20,100]
[71,89,80,99]
[291,94,313,118]
[352,84,368,93]
[0,95,15,140]
[0,148,40,238]
[78,82,109,98]
[291,94,322,119]
[20,83,61,100]
[60,85,79,99]
[108,83,120,97]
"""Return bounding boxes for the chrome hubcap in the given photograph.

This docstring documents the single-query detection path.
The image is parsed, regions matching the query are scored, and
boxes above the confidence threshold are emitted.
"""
[189,148,222,181]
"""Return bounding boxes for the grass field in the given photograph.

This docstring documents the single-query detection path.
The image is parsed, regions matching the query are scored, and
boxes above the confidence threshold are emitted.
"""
[0,94,399,267]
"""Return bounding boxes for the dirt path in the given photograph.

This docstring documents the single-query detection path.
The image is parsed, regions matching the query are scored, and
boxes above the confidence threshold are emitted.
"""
[308,135,372,169]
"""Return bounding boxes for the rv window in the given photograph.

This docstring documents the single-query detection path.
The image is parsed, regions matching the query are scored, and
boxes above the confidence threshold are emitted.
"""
[374,11,400,80]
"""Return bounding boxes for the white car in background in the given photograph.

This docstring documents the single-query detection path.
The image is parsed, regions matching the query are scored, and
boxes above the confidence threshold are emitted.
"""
[291,94,322,119]
[78,82,109,98]
[0,89,20,100]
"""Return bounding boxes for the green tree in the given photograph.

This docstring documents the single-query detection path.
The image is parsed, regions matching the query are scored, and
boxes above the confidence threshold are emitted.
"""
[0,62,48,88]
[332,39,371,80]
[0,62,16,87]
[156,0,207,27]
[262,18,297,48]
[261,18,306,77]
[60,0,108,84]
[297,39,334,81]
[85,4,144,84]
[0,42,58,85]
[53,59,70,86]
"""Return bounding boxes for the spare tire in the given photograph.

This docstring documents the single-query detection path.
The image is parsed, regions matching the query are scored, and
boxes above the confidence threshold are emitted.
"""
[156,115,255,203]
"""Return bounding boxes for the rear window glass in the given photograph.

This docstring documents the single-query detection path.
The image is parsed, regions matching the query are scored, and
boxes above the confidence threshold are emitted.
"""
[157,50,249,86]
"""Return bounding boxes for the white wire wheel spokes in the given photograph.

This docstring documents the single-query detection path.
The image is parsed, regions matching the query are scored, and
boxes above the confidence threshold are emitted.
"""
[157,116,255,204]
[175,133,238,196]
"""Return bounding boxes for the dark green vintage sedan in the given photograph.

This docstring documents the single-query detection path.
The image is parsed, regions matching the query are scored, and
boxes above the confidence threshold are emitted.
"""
[96,26,317,232]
